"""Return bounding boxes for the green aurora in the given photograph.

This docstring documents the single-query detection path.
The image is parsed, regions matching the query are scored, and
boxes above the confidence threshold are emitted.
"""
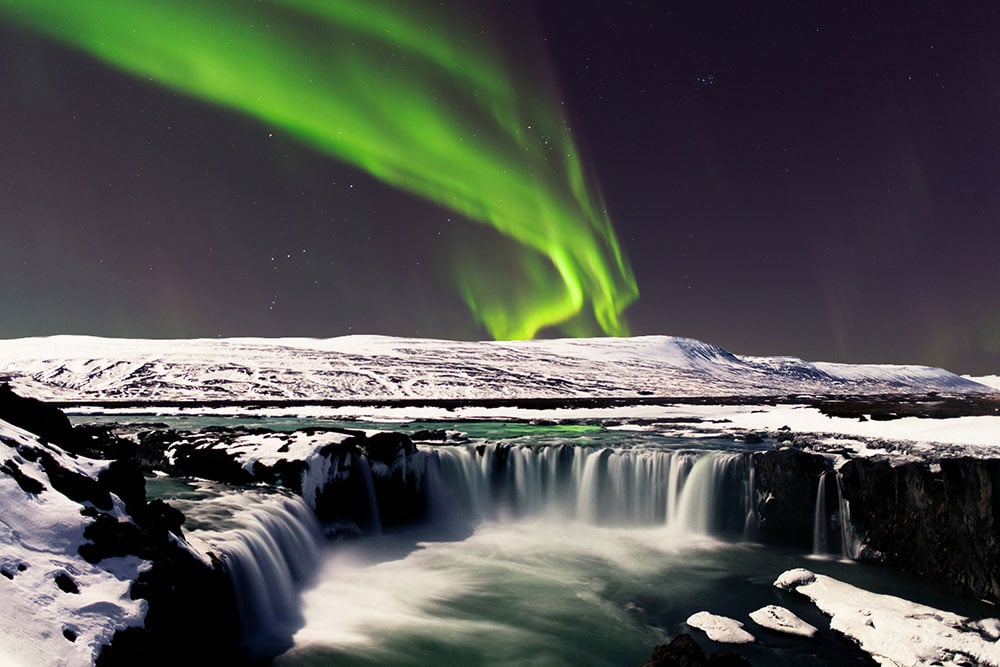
[0,0,638,339]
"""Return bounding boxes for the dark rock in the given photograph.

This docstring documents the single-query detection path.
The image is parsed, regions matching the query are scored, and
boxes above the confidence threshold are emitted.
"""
[80,515,145,563]
[98,458,147,515]
[141,498,185,536]
[0,459,45,495]
[54,572,80,594]
[37,448,114,511]
[98,550,245,666]
[642,634,752,667]
[63,425,136,460]
[644,633,707,666]
[135,429,178,471]
[170,445,253,485]
[0,383,74,445]
[362,431,415,466]
[411,429,448,441]
[839,456,1000,603]
[751,449,829,548]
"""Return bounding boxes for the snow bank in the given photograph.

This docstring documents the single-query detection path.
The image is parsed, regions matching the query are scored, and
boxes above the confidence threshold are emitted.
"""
[774,568,1000,666]
[0,418,147,666]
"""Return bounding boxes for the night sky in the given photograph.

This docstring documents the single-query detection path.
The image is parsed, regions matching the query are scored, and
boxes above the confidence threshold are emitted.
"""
[1,1,998,374]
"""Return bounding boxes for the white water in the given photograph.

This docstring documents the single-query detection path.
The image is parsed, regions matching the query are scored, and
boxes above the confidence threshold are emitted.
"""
[836,473,860,559]
[426,444,749,534]
[812,471,828,555]
[178,491,326,655]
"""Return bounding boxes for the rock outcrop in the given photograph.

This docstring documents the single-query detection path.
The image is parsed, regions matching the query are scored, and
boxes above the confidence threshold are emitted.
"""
[838,456,1000,603]
[749,448,828,547]
[749,446,1000,604]
[642,633,752,666]
[136,425,427,534]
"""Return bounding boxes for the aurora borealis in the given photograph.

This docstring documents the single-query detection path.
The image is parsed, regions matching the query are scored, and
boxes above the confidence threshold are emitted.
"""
[1,1,999,373]
[0,0,635,339]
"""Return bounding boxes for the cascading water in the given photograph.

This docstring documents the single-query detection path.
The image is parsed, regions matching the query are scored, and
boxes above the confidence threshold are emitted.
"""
[179,491,326,656]
[835,471,859,559]
[812,471,829,555]
[425,444,750,535]
[354,453,383,535]
[743,461,757,540]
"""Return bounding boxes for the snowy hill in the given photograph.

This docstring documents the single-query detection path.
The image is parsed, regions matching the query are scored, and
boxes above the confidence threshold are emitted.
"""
[0,335,992,403]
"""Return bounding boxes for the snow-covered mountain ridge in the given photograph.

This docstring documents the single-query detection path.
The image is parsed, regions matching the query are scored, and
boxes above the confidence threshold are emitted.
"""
[0,334,992,402]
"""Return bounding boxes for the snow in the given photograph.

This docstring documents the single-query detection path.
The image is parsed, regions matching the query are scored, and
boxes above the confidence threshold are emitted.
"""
[966,375,1000,391]
[0,334,989,403]
[159,429,355,511]
[0,418,147,666]
[748,604,818,638]
[224,430,352,472]
[774,568,1000,666]
[685,610,755,643]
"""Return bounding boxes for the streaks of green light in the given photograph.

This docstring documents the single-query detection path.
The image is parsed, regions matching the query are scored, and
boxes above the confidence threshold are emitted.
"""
[0,0,638,338]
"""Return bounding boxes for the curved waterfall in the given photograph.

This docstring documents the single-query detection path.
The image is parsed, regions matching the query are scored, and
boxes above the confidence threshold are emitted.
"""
[426,444,751,535]
[183,492,325,656]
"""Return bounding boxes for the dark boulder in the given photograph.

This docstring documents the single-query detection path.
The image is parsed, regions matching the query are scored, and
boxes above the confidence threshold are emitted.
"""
[642,633,752,666]
[0,382,74,445]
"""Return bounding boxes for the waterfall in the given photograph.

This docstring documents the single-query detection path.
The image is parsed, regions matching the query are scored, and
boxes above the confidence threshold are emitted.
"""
[424,444,749,535]
[743,461,757,540]
[354,453,383,535]
[835,472,858,559]
[812,471,828,555]
[198,494,325,656]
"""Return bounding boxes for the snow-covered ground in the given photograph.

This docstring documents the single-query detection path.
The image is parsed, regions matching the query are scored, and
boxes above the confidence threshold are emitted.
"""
[71,401,1000,459]
[0,418,147,666]
[775,568,1000,666]
[967,375,1000,391]
[0,335,992,402]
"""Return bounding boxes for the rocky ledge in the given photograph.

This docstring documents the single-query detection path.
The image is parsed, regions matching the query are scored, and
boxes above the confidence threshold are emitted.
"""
[749,443,1000,604]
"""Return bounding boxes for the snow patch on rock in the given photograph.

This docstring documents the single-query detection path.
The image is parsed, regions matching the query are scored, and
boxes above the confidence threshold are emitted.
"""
[686,610,755,643]
[748,604,818,638]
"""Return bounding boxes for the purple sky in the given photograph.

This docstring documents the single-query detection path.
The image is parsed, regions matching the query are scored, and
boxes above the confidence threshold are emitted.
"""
[1,1,998,373]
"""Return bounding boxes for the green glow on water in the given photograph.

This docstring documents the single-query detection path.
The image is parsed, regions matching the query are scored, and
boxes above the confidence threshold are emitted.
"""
[1,0,638,338]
